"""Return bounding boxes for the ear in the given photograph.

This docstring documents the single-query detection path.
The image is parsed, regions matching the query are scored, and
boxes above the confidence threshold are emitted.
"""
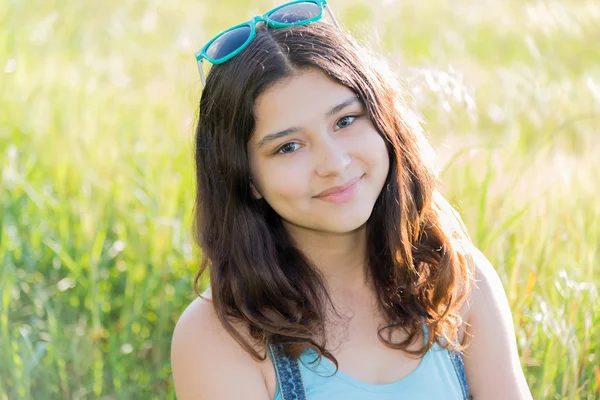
[250,180,263,200]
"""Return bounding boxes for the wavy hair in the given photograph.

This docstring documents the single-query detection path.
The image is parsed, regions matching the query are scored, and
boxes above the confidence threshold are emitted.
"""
[192,21,475,365]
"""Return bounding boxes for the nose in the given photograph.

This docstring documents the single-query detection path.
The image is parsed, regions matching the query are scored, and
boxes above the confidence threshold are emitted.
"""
[314,134,351,177]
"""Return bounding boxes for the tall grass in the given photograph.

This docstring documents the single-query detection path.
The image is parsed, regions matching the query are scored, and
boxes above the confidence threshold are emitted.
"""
[1,0,598,398]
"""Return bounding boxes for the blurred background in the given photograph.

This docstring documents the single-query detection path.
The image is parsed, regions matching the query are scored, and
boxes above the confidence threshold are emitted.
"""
[1,0,598,398]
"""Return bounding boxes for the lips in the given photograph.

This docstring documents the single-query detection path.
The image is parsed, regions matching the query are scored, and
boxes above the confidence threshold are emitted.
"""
[315,175,363,198]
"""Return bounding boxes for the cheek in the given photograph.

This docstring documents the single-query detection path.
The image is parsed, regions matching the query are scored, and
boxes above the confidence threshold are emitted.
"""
[259,162,311,202]
[376,137,390,172]
[248,151,307,200]
[354,128,390,171]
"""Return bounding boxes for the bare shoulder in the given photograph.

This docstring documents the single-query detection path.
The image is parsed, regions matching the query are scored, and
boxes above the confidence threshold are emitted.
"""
[463,245,506,320]
[460,245,533,400]
[171,290,271,400]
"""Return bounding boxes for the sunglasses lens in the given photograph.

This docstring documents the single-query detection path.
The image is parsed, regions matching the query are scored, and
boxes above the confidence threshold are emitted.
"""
[268,2,321,23]
[206,25,252,60]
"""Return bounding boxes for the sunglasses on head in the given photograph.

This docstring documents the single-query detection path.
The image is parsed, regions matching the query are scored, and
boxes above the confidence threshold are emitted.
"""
[195,0,341,86]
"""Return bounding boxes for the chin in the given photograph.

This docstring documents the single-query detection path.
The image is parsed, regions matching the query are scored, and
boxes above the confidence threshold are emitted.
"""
[318,205,373,233]
[327,220,368,234]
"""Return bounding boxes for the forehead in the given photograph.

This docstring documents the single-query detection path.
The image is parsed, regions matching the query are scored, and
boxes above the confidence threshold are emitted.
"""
[253,69,357,130]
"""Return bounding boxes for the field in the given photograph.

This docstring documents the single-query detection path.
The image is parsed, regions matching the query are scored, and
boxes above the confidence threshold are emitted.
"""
[1,0,599,398]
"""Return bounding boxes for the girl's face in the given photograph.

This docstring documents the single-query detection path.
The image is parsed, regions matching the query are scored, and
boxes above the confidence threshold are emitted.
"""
[247,68,390,235]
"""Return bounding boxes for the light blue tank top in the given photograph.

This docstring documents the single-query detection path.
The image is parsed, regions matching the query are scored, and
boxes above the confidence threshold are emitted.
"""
[270,327,470,400]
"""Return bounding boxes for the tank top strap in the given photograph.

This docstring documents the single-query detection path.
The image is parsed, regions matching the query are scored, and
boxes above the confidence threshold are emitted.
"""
[267,344,308,400]
[423,321,473,400]
[424,320,472,399]
[448,350,472,399]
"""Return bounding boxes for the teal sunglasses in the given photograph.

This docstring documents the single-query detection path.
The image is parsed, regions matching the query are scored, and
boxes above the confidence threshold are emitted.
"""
[195,0,341,86]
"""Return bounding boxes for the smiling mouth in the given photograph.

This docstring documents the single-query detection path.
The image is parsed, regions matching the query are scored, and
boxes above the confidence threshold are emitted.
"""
[313,174,364,203]
[314,175,364,198]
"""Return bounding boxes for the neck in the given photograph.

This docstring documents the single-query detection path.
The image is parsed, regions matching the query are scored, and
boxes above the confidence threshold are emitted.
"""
[283,221,370,292]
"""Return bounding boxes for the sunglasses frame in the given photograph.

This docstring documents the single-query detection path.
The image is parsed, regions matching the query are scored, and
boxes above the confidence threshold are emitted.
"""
[195,0,341,85]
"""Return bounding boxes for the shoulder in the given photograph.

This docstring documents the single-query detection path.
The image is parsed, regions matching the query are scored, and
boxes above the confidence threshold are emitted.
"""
[171,290,271,400]
[462,245,507,322]
[460,245,533,399]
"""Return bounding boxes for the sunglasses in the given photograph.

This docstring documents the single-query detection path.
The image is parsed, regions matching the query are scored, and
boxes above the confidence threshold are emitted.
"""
[195,0,341,86]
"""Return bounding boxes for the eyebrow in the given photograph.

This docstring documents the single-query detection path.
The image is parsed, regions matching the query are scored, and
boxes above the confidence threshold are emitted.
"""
[256,96,361,149]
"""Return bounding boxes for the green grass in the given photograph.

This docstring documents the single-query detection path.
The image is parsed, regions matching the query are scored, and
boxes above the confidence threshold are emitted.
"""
[1,0,599,398]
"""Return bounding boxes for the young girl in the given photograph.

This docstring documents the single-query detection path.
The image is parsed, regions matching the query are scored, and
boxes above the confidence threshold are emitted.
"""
[171,1,532,399]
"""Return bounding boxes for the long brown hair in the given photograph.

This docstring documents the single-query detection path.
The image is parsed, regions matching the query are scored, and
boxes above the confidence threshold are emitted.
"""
[192,21,474,366]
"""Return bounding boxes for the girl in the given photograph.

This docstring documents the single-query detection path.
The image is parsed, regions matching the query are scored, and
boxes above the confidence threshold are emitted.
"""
[171,1,532,399]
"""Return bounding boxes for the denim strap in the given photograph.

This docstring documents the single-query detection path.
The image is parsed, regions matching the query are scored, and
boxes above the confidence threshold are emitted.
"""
[267,344,308,400]
[448,350,473,400]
